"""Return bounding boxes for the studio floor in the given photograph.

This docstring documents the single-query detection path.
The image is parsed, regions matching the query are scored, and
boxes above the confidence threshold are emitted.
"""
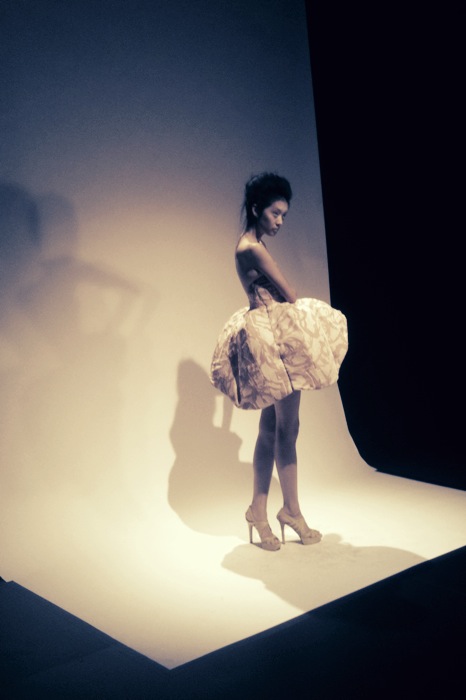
[1,524,465,699]
[1,463,465,672]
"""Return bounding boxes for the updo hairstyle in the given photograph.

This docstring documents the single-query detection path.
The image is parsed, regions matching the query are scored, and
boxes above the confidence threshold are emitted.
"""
[242,172,292,230]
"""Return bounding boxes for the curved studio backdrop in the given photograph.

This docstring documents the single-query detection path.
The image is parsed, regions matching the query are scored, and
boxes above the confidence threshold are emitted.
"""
[0,0,374,667]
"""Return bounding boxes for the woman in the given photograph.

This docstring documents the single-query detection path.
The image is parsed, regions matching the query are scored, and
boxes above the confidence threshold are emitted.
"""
[210,173,348,551]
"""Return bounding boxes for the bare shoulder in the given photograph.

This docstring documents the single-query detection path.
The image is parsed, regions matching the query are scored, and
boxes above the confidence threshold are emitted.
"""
[236,237,267,263]
[236,236,297,302]
[236,235,256,253]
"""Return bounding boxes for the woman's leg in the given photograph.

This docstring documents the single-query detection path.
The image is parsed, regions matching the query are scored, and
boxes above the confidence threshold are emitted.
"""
[274,390,301,516]
[250,404,276,521]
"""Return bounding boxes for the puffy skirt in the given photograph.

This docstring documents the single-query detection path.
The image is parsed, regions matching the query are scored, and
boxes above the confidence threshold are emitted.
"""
[210,298,348,410]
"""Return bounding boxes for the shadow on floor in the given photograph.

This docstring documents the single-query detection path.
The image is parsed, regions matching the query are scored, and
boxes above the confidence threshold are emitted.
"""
[1,546,465,699]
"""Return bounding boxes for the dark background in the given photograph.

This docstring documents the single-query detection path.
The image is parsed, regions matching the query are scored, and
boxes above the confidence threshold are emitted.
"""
[306,1,464,490]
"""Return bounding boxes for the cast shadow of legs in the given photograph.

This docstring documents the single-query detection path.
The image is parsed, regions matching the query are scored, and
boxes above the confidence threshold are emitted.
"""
[222,534,426,612]
[167,359,281,538]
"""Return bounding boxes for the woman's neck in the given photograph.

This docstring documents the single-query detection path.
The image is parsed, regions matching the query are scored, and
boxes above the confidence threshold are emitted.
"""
[242,228,261,243]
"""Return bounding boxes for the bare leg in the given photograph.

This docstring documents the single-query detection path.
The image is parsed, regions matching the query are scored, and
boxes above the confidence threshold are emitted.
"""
[274,391,301,516]
[250,404,276,521]
[274,390,322,544]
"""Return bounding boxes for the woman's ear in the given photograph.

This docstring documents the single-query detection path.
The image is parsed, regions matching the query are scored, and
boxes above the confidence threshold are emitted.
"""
[252,203,258,219]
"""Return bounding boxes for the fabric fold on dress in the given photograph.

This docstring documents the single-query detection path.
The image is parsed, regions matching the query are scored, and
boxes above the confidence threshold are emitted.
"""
[210,276,348,410]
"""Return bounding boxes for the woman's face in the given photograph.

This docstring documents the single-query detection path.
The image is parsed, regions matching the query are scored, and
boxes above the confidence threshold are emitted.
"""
[255,198,289,237]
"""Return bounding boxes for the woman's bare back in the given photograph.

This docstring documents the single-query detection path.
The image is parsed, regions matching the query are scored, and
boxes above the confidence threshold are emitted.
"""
[235,234,297,303]
[235,236,265,295]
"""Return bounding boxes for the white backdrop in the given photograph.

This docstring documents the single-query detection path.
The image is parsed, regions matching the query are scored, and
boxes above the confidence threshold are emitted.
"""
[0,0,356,517]
[1,0,465,669]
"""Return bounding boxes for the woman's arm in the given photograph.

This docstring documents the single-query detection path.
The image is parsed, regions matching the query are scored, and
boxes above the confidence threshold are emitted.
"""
[243,243,298,303]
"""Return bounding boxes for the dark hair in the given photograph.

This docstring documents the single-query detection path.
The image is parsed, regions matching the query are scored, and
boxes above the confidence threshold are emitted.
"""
[242,172,292,230]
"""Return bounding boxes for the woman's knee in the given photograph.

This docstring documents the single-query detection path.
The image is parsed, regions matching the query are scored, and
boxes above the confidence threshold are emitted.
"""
[258,406,276,446]
[276,416,300,446]
[258,422,276,448]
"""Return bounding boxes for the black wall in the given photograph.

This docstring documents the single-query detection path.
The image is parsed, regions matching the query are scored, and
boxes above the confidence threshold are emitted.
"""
[306,1,464,489]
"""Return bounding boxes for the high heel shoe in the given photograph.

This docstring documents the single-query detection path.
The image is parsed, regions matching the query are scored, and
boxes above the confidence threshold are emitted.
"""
[245,506,281,551]
[276,508,322,545]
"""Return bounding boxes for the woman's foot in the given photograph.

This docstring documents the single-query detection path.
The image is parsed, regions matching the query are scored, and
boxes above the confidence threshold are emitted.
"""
[245,506,281,551]
[276,507,322,545]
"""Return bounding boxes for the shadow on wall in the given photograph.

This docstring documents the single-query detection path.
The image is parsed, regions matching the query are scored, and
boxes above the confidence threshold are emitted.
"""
[0,181,150,508]
[168,359,282,538]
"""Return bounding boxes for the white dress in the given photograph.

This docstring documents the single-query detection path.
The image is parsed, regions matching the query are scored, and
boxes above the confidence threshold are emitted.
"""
[210,275,348,410]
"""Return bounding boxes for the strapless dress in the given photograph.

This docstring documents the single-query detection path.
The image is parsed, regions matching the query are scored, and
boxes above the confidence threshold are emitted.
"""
[210,276,348,410]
